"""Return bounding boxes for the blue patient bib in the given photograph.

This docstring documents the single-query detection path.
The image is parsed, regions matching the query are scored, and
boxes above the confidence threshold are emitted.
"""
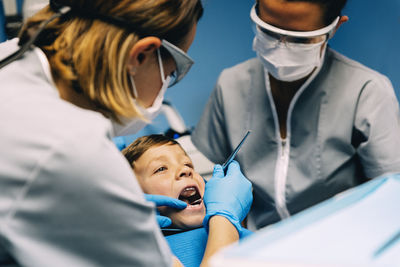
[165,228,207,267]
[165,227,253,267]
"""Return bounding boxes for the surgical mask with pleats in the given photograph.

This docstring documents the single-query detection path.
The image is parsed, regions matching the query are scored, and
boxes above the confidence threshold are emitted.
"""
[112,50,171,137]
[252,26,326,82]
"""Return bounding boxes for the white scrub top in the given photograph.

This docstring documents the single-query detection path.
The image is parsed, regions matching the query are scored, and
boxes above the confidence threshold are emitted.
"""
[192,48,400,230]
[0,39,172,266]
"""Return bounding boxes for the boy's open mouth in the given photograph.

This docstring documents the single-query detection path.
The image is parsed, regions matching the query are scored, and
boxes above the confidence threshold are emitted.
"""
[178,186,202,206]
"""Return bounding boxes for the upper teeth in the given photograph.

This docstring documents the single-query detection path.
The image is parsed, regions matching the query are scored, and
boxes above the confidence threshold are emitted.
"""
[184,187,195,191]
[183,187,196,196]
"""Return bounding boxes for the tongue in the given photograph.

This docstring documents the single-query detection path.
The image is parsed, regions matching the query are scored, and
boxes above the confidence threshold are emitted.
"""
[179,188,200,205]
[180,188,196,198]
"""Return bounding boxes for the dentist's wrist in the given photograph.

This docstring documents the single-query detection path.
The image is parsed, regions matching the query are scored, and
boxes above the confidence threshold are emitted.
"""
[203,212,244,238]
[208,215,239,239]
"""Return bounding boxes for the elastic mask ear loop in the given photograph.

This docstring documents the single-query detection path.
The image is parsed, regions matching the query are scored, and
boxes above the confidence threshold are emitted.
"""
[129,75,139,99]
[157,49,166,84]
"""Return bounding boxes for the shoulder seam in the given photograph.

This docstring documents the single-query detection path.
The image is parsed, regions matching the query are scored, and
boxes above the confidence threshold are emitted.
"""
[329,50,387,80]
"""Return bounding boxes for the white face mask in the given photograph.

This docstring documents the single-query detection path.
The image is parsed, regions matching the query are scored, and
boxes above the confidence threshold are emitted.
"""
[252,26,326,82]
[112,50,171,137]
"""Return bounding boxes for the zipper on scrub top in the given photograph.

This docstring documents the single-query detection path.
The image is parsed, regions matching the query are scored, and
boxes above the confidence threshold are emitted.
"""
[263,70,291,220]
[275,137,290,219]
[281,139,286,156]
[265,61,323,221]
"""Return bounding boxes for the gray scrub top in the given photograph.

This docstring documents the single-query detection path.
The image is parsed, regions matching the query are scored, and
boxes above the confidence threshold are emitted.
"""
[0,40,172,266]
[192,48,400,230]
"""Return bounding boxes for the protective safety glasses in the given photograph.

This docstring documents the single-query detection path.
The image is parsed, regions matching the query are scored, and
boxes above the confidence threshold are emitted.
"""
[160,39,194,87]
[250,4,339,47]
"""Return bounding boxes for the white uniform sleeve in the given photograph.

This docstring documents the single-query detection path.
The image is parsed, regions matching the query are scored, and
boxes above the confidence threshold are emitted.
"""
[1,133,172,267]
[354,75,400,178]
[191,79,231,164]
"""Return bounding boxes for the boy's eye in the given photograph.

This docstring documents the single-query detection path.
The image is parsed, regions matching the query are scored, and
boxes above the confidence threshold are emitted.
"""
[154,166,167,174]
[185,163,194,169]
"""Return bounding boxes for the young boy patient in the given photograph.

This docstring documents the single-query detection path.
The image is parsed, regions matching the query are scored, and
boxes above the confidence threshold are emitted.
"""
[122,134,252,267]
[122,134,206,230]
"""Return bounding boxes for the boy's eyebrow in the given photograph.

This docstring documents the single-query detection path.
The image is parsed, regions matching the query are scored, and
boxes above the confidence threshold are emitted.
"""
[144,155,169,169]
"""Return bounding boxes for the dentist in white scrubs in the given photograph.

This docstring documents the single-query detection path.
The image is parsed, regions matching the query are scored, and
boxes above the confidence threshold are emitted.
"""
[192,0,400,230]
[0,0,253,266]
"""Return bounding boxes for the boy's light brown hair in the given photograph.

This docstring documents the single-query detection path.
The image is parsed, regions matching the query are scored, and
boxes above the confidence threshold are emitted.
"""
[122,134,181,169]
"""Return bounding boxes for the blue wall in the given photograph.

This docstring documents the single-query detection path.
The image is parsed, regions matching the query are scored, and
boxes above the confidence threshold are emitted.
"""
[329,0,400,99]
[0,0,7,42]
[121,0,400,144]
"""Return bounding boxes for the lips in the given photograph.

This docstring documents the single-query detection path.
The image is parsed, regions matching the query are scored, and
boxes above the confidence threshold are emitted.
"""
[178,186,202,206]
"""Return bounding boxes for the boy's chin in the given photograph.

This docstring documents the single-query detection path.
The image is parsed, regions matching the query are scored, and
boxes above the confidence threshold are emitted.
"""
[171,216,204,230]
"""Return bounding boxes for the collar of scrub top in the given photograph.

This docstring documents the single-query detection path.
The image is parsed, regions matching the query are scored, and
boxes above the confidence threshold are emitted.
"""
[250,4,340,44]
[49,0,194,88]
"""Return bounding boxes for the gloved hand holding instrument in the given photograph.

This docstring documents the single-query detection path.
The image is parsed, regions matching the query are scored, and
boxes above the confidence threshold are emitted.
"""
[203,131,253,237]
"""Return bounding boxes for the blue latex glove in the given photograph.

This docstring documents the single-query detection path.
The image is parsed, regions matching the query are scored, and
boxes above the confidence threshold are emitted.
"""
[144,194,187,228]
[202,160,253,237]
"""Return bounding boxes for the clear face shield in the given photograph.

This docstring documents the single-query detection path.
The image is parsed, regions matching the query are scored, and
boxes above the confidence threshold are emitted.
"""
[250,4,340,48]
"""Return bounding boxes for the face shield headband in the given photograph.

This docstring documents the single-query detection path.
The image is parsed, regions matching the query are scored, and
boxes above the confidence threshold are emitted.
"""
[250,4,340,44]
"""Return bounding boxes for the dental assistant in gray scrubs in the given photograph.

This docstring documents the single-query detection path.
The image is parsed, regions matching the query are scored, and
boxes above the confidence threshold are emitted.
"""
[192,0,400,230]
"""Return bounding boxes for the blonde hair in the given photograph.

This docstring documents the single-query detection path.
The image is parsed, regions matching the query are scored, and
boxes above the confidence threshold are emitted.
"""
[19,0,203,121]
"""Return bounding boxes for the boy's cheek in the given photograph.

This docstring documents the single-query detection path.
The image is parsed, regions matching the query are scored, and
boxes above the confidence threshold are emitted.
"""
[194,173,206,194]
[157,206,168,215]
[158,209,186,229]
[158,206,177,217]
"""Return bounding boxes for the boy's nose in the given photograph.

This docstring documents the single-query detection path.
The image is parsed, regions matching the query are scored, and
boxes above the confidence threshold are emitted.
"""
[177,167,193,179]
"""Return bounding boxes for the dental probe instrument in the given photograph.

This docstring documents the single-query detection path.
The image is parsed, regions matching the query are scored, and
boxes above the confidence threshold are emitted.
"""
[222,130,251,173]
